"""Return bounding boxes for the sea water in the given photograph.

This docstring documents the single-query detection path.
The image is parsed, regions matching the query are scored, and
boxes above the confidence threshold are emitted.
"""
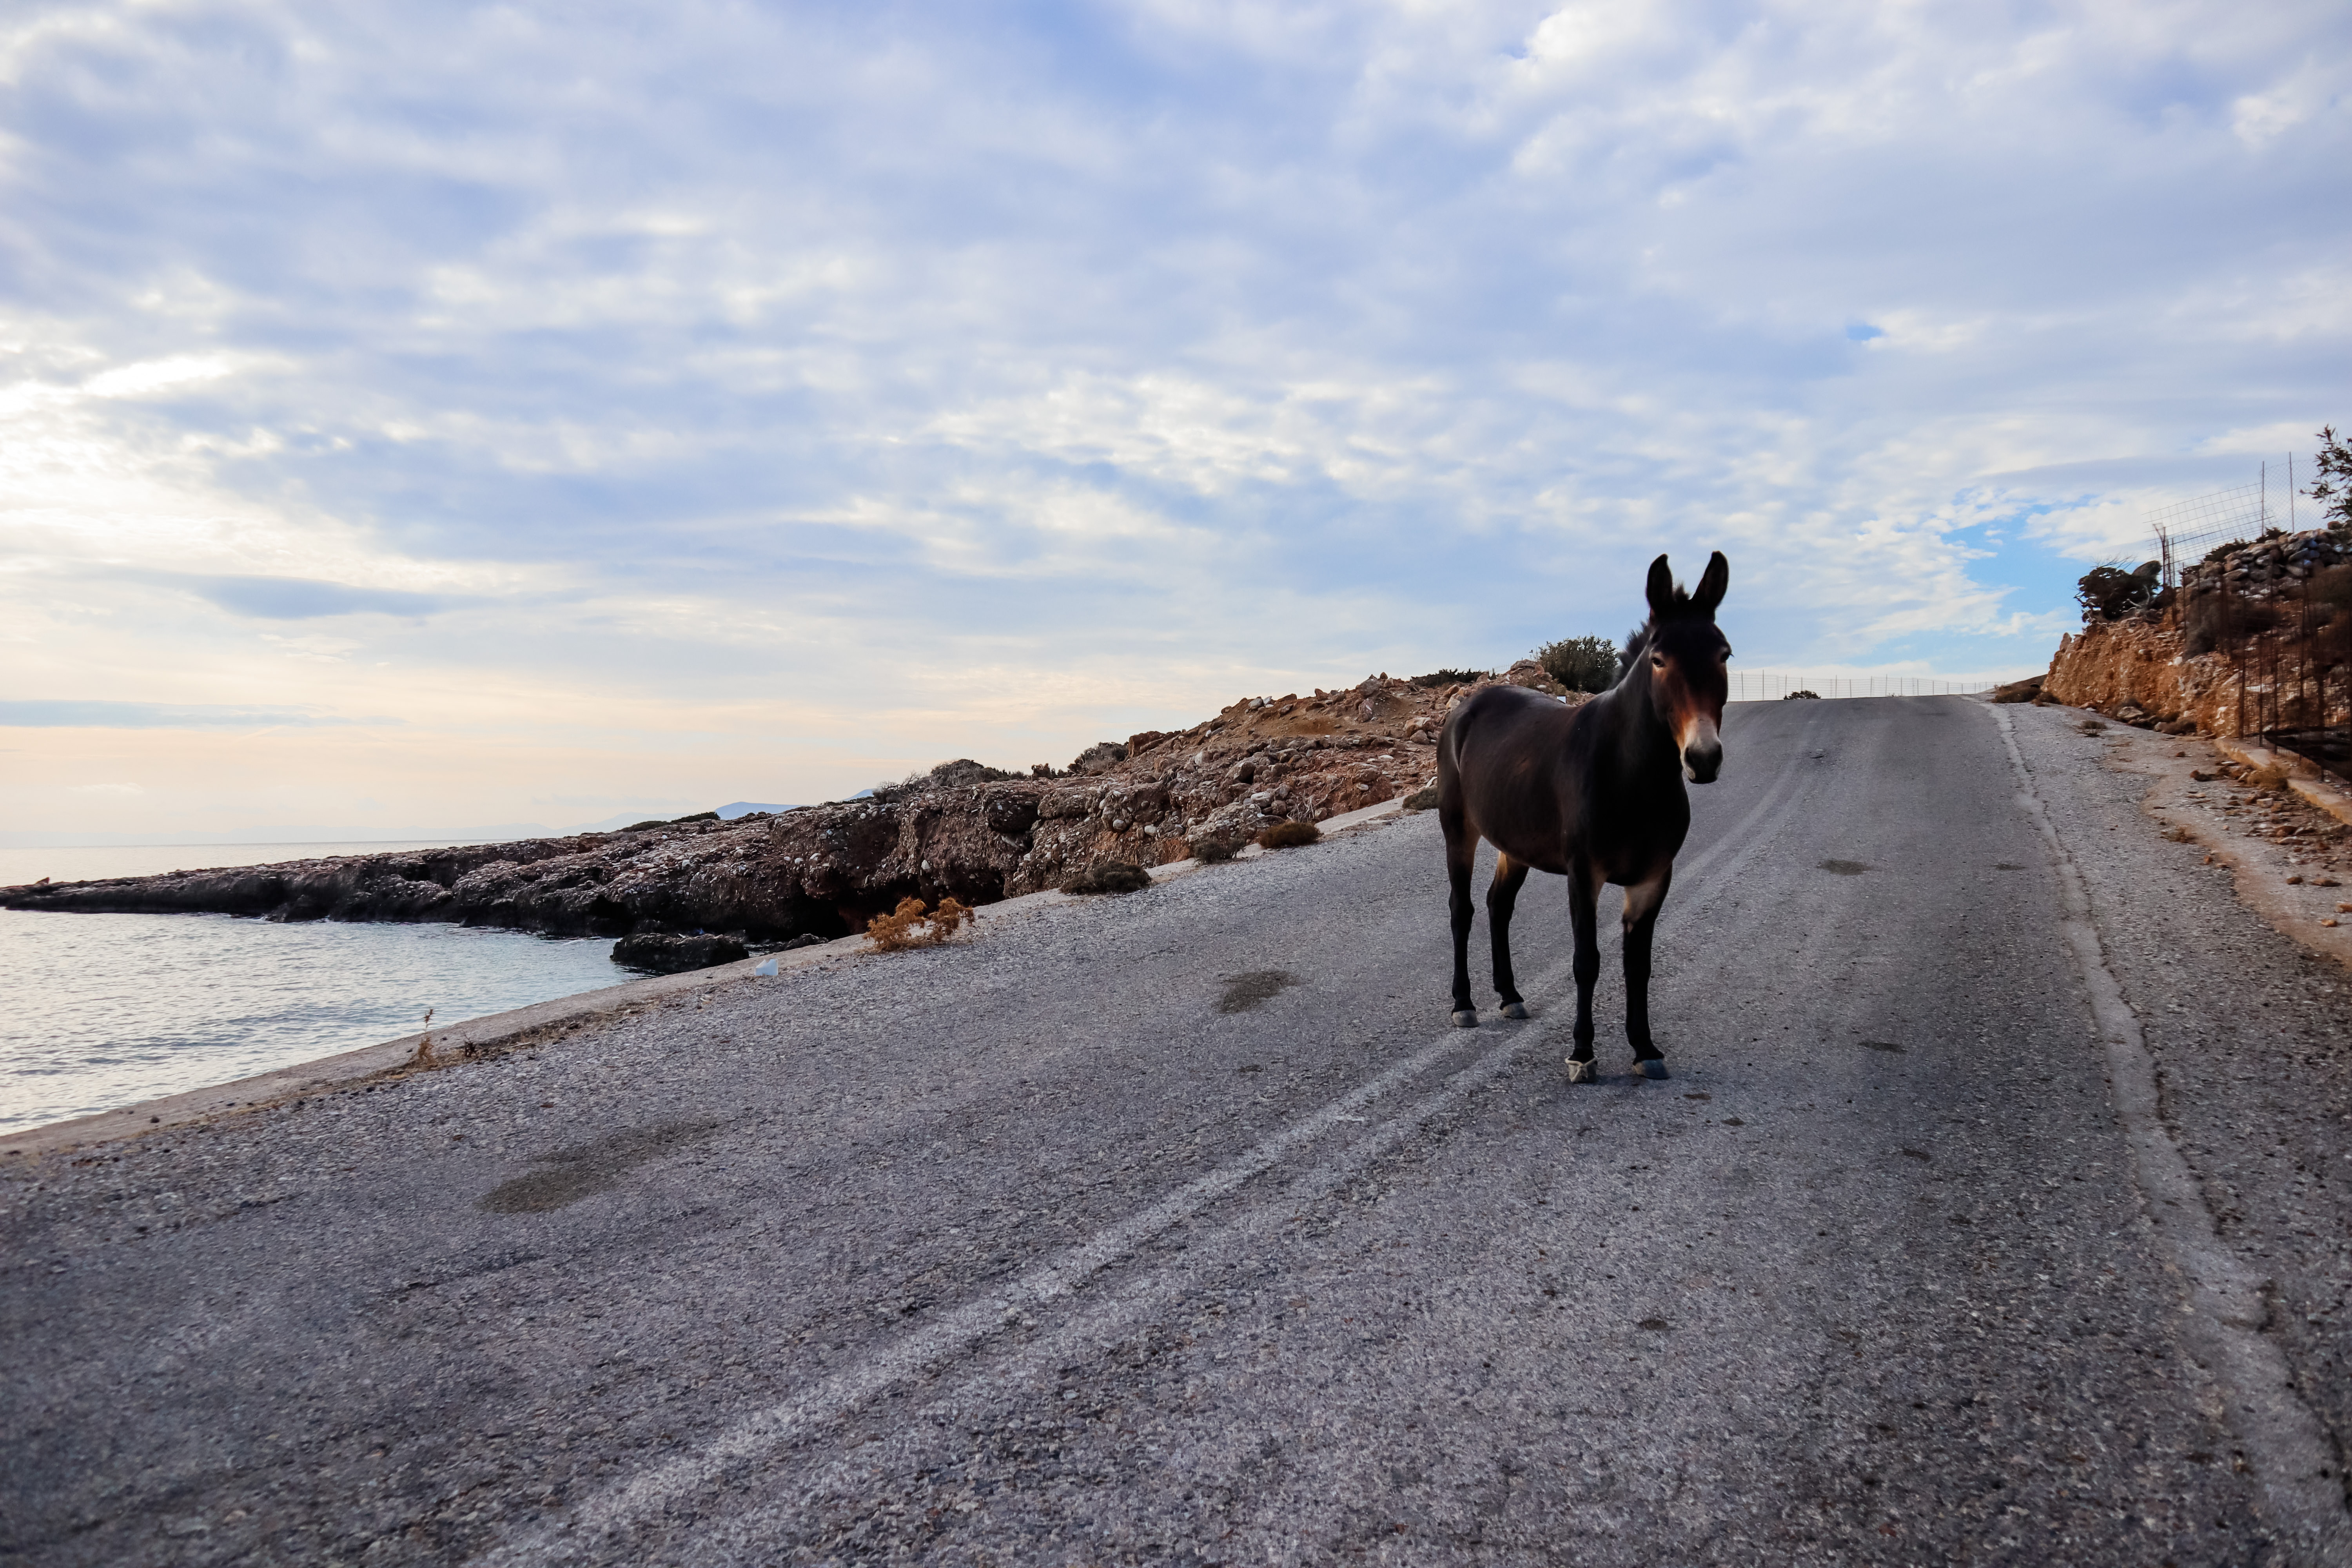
[0,844,632,1132]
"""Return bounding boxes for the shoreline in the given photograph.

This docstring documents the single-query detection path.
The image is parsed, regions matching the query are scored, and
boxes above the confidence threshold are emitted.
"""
[0,798,1407,1160]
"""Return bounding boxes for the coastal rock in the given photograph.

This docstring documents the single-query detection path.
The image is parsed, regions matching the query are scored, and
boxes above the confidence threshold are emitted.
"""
[2,670,1547,939]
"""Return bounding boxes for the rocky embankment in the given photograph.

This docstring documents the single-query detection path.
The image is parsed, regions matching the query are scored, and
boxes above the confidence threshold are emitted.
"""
[2046,522,2349,734]
[2,666,1584,943]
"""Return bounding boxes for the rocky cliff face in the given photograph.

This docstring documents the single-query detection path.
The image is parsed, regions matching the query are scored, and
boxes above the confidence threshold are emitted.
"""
[2045,523,2350,735]
[3,668,1587,942]
[2042,619,2226,731]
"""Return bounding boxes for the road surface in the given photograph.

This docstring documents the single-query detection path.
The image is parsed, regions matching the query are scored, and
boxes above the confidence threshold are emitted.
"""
[6,697,2349,1566]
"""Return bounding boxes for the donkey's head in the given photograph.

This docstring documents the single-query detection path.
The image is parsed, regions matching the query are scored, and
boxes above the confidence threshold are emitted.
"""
[1633,551,1731,783]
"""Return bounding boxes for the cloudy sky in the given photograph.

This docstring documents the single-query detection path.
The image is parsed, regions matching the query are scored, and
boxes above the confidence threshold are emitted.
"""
[4,0,2346,840]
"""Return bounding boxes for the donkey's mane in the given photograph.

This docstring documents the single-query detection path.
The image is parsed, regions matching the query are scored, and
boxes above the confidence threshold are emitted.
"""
[1613,624,1651,685]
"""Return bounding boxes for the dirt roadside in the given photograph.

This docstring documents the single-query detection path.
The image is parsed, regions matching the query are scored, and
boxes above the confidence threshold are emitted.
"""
[2088,717,2352,970]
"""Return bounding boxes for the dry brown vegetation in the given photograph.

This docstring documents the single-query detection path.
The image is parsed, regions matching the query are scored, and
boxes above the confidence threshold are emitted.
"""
[1257,820,1321,849]
[866,895,975,951]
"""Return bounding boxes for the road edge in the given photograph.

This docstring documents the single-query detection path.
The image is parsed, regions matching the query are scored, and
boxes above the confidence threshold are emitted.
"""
[1994,702,2351,1564]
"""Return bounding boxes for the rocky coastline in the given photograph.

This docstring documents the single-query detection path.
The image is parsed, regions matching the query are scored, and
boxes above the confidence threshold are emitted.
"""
[2,666,1582,944]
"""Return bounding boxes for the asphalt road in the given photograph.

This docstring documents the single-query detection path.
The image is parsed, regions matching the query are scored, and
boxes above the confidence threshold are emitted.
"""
[7,697,2350,1566]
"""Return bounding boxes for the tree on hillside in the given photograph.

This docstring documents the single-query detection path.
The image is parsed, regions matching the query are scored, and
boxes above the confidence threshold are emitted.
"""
[2309,425,2352,530]
[1534,634,1621,692]
[2076,561,2160,621]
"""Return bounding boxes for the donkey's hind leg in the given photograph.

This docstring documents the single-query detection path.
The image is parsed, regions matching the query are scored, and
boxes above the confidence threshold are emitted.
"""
[1444,818,1479,1028]
[1486,853,1531,1019]
[1564,861,1601,1081]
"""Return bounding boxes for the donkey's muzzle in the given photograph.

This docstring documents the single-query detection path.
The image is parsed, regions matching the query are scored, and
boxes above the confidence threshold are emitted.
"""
[1682,737,1723,784]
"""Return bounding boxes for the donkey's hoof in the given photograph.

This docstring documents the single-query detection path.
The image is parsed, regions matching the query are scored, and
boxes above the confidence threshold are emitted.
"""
[1633,1058,1670,1081]
[1564,1056,1596,1083]
[1451,1009,1479,1029]
[1500,1001,1529,1020]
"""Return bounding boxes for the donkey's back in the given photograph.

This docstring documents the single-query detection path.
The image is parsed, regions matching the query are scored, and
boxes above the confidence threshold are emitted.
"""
[1436,684,1597,877]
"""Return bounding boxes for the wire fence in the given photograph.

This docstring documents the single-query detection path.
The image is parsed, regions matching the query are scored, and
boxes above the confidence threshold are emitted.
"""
[2179,533,2350,790]
[1728,671,1997,702]
[2151,459,2305,588]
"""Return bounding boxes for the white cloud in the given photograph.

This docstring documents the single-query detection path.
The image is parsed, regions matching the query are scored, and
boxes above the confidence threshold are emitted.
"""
[0,0,2344,833]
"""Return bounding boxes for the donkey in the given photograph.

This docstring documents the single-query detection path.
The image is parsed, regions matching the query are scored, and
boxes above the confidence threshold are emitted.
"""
[1436,552,1730,1081]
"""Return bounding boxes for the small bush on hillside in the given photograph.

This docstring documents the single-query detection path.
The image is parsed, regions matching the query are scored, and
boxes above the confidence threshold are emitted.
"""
[1533,635,1620,693]
[2313,564,2352,619]
[910,759,1017,789]
[1257,820,1321,849]
[1068,741,1128,775]
[1410,669,1488,688]
[1402,785,1440,811]
[1063,861,1151,894]
[2184,591,2280,656]
[2076,562,2160,621]
[1187,829,1246,863]
[1783,690,1821,701]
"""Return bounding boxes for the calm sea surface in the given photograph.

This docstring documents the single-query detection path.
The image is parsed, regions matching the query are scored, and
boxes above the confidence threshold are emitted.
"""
[0,842,630,1133]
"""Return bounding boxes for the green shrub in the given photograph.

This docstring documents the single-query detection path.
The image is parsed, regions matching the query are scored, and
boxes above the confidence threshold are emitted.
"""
[1062,862,1151,894]
[2076,562,2159,621]
[1187,829,1245,863]
[1532,635,1620,693]
[2184,590,2278,655]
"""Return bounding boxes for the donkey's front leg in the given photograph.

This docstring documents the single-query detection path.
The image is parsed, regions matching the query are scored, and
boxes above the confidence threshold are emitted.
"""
[1565,862,1601,1082]
[1486,853,1531,1019]
[1621,868,1672,1080]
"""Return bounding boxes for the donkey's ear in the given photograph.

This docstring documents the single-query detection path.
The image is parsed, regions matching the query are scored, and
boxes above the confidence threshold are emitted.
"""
[1644,555,1675,618]
[1692,551,1729,616]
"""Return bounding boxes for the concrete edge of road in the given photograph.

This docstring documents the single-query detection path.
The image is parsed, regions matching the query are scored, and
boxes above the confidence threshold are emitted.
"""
[0,797,1411,1162]
[2209,734,2352,831]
